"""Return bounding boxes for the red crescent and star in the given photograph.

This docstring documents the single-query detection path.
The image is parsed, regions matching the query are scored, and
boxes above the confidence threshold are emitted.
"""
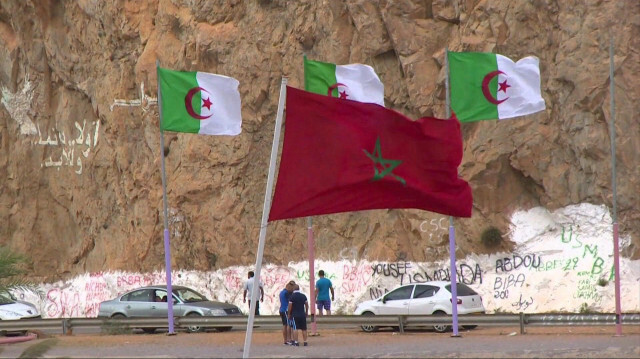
[481,70,510,105]
[327,82,349,99]
[184,87,213,120]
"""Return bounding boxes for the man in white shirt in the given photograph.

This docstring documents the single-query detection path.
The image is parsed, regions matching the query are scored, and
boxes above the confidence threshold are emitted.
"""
[242,270,265,315]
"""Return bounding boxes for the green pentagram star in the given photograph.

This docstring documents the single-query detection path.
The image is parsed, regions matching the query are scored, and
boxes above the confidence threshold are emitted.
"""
[363,137,406,186]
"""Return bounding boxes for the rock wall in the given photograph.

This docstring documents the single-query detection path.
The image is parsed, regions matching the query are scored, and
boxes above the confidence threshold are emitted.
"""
[18,204,640,317]
[0,1,638,284]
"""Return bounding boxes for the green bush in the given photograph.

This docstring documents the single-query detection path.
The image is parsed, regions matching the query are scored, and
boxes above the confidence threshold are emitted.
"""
[481,227,502,248]
[578,303,594,314]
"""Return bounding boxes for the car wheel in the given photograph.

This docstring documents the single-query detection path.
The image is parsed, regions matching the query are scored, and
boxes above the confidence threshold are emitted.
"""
[360,312,378,333]
[216,326,232,332]
[433,311,451,333]
[111,313,126,319]
[186,312,203,333]
[462,325,478,330]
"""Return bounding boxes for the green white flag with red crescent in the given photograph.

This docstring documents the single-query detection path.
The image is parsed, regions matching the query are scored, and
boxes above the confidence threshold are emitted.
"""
[448,52,545,122]
[158,67,242,135]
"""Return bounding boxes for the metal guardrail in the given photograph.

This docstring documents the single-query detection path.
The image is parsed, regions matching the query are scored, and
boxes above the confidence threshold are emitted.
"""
[0,313,638,336]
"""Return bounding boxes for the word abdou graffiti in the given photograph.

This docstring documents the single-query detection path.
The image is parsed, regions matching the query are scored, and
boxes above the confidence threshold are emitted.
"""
[495,254,541,273]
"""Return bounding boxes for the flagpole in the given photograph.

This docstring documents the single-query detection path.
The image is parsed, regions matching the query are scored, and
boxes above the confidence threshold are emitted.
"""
[242,77,288,358]
[301,55,319,336]
[608,36,622,337]
[444,48,460,337]
[307,216,318,336]
[156,60,176,335]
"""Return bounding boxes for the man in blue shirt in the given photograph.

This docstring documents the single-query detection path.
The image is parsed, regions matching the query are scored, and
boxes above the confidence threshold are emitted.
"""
[315,270,334,315]
[279,280,295,345]
[287,284,309,346]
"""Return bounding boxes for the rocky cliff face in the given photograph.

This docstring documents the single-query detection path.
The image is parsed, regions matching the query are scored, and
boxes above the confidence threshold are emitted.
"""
[0,0,638,282]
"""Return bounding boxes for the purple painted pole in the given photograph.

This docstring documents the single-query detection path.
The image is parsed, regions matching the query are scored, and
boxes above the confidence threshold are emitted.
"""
[163,229,175,333]
[449,221,459,337]
[608,36,622,336]
[444,48,460,337]
[613,223,622,335]
[157,60,175,335]
[307,217,318,335]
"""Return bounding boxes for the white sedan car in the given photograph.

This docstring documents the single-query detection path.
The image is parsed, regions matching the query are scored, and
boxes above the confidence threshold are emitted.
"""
[0,294,40,320]
[354,281,485,333]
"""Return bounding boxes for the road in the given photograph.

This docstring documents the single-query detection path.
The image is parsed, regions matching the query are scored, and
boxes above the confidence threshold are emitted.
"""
[0,325,638,358]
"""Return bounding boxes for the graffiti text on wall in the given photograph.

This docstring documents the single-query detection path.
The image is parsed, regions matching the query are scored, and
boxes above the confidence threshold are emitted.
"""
[371,261,483,286]
[35,120,100,175]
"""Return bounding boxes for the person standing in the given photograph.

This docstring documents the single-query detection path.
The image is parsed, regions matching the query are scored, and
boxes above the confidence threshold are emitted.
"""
[315,270,334,316]
[279,280,295,345]
[243,270,264,315]
[287,284,309,347]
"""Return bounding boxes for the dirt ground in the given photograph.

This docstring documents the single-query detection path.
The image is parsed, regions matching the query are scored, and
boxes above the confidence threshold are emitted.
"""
[1,325,638,358]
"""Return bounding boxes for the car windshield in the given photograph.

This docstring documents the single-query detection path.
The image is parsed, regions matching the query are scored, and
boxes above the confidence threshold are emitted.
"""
[445,283,478,296]
[173,288,208,303]
[0,292,16,305]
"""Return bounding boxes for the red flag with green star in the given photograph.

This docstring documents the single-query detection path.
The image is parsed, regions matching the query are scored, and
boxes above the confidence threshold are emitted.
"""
[268,86,472,221]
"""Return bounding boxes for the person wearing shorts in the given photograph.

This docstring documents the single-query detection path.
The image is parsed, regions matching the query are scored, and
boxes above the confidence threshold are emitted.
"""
[315,270,334,315]
[287,284,309,346]
[279,281,295,345]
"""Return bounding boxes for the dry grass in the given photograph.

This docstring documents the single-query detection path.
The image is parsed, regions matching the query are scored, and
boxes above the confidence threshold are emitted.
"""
[18,338,59,358]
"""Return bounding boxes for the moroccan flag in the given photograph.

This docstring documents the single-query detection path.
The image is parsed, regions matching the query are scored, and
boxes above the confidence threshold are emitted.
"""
[268,87,472,221]
[157,67,242,135]
[304,56,384,106]
[448,52,545,122]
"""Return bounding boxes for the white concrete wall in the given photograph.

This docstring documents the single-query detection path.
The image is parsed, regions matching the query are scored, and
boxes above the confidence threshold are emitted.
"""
[17,203,640,317]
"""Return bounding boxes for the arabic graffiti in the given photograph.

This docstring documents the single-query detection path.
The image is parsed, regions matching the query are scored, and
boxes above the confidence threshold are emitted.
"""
[109,82,157,112]
[511,293,534,311]
[35,119,100,175]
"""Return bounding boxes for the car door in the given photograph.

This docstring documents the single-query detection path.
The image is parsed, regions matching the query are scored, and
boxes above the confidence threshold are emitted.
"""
[168,293,185,316]
[122,289,156,317]
[377,285,414,315]
[149,289,169,317]
[407,284,439,315]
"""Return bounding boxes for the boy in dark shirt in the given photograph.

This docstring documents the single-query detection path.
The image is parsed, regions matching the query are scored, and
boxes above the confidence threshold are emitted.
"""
[287,284,309,346]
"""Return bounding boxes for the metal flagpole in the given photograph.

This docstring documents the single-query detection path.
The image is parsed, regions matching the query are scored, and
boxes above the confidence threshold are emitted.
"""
[301,56,318,336]
[307,217,318,336]
[242,77,288,358]
[608,36,622,337]
[444,48,460,337]
[156,60,176,335]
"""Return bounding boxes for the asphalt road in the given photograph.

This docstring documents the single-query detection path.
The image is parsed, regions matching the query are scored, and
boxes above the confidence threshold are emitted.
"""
[0,326,638,358]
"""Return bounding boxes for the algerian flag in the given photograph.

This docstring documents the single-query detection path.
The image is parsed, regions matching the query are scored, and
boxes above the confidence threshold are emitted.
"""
[157,67,242,135]
[304,56,384,106]
[448,52,546,122]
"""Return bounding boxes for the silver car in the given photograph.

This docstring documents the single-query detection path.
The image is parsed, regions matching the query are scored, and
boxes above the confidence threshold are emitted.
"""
[354,281,485,333]
[97,285,241,333]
